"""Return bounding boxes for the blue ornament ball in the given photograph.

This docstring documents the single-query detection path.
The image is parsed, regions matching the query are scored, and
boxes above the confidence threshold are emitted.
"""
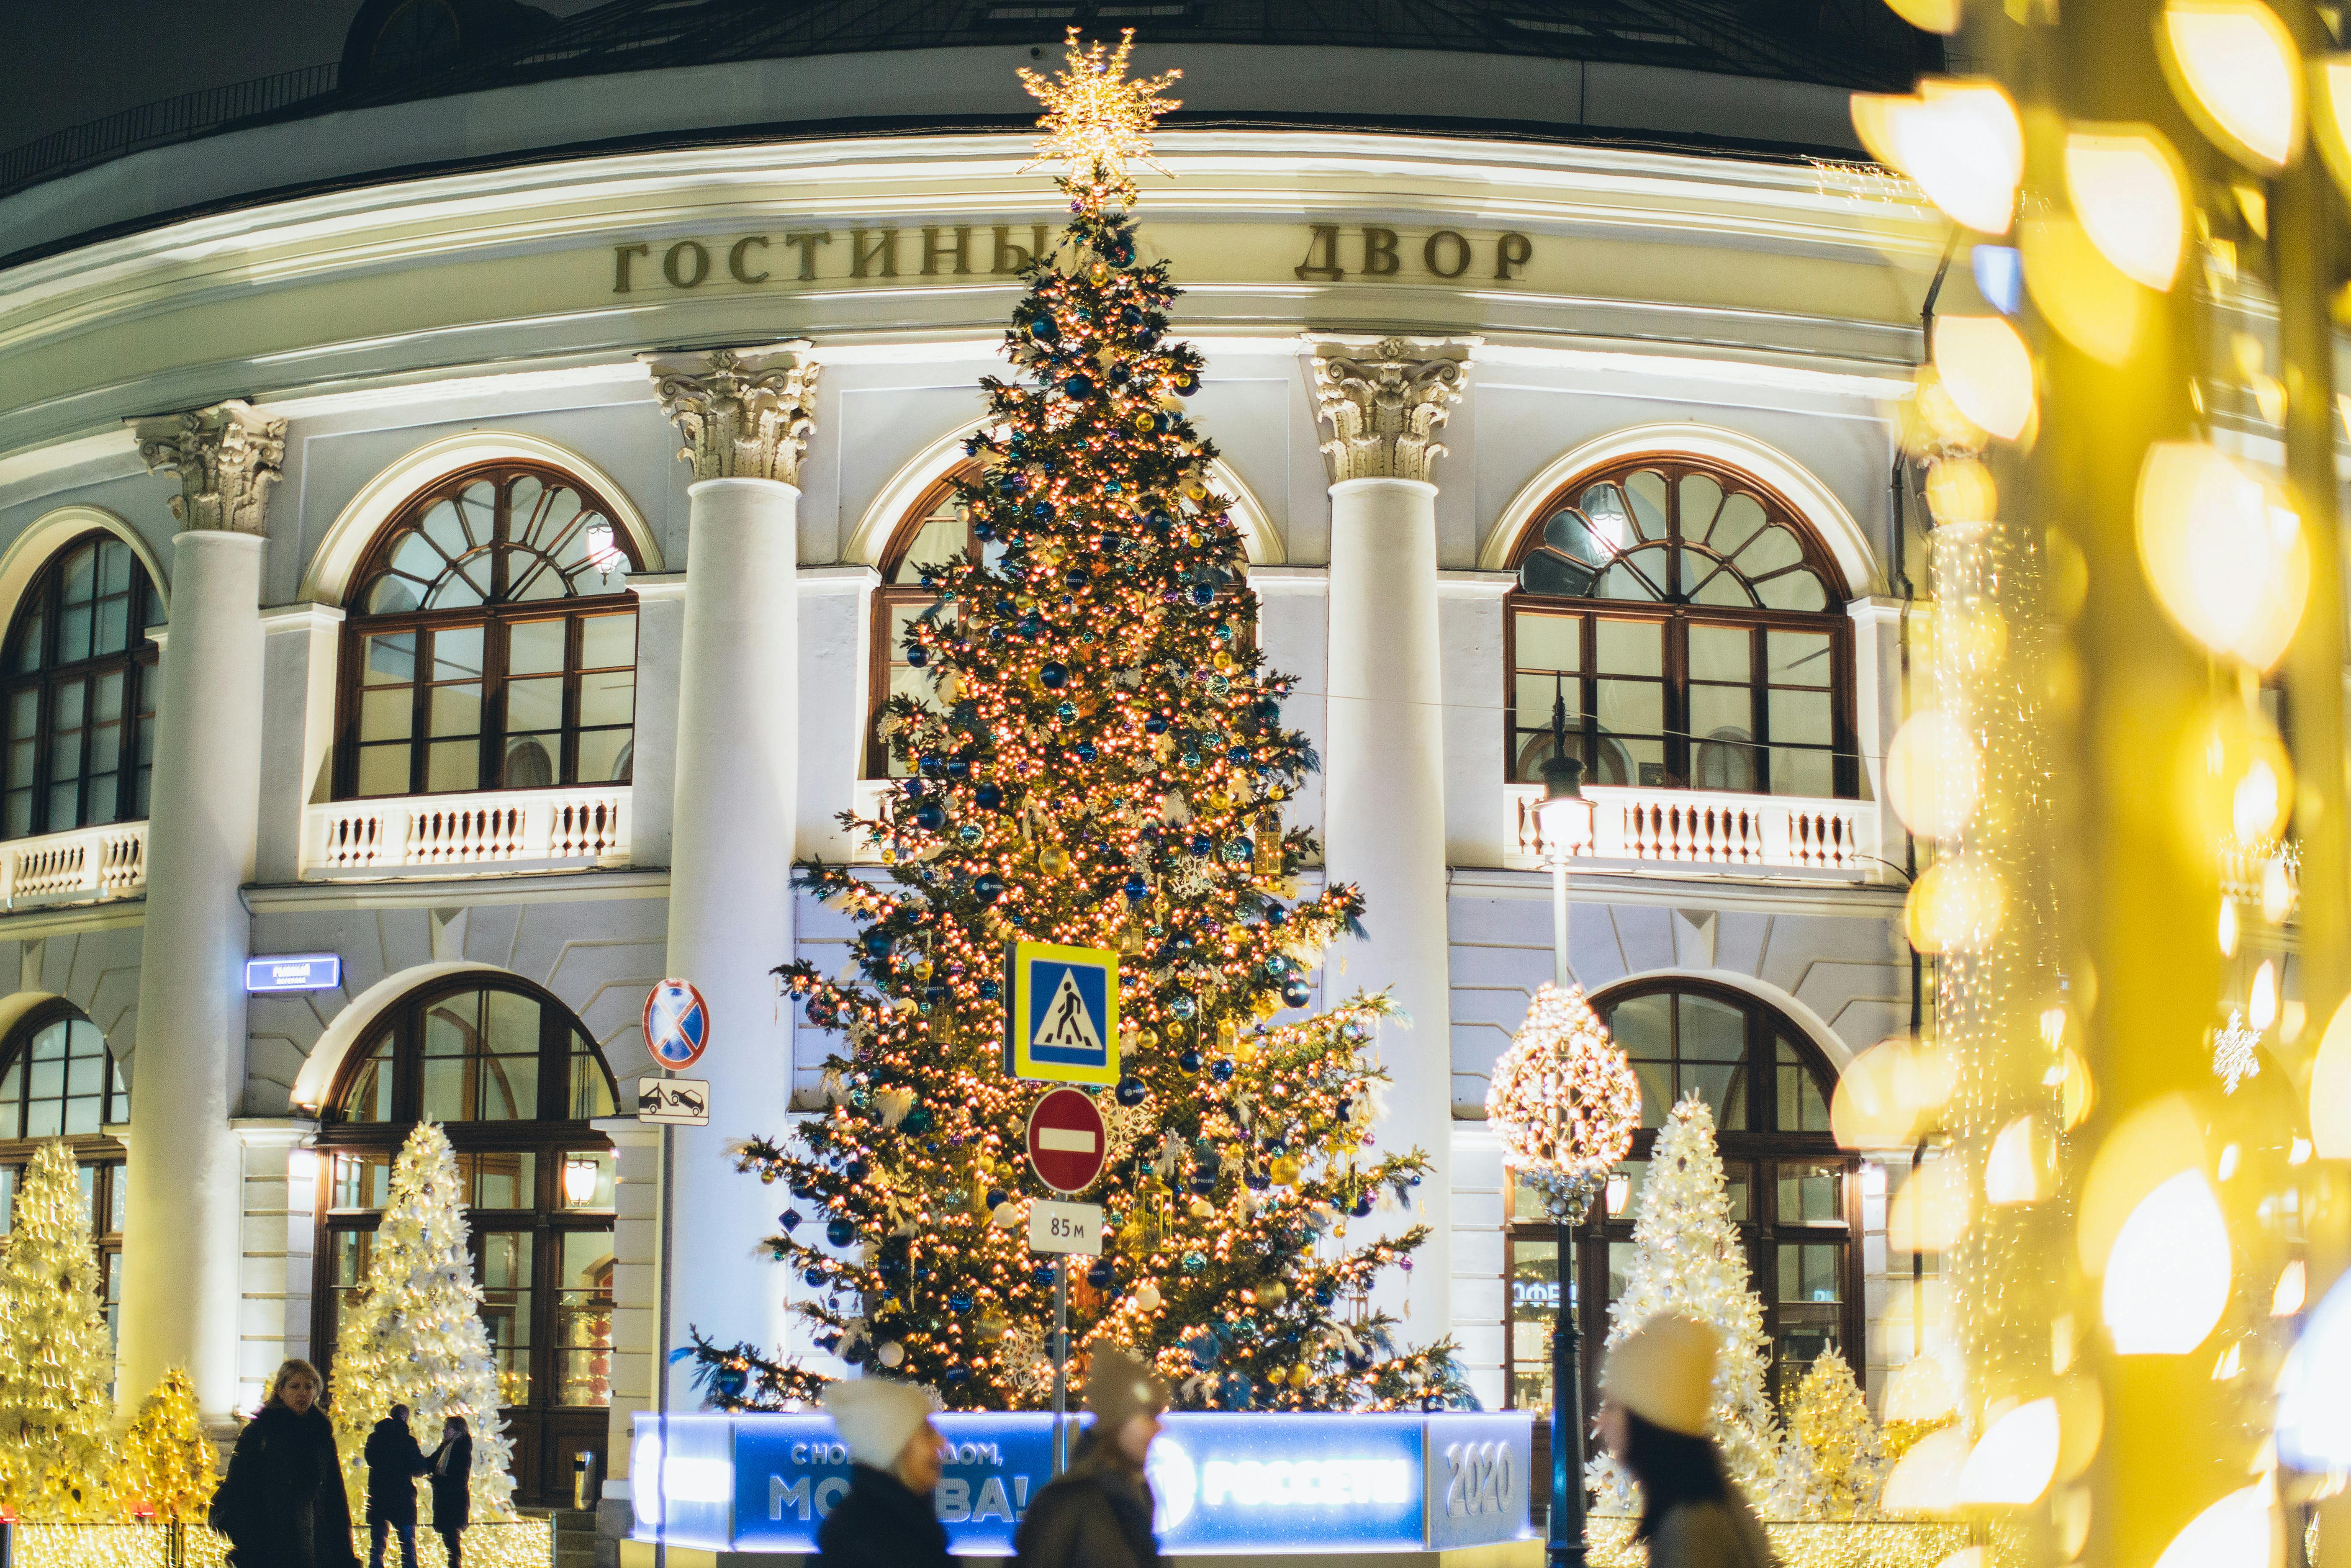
[948,1291,974,1314]
[1040,662,1067,689]
[1281,977,1313,1008]
[1086,1260,1115,1288]
[913,800,947,832]
[974,871,1005,904]
[1179,1048,1203,1072]
[1115,1075,1149,1107]
[1210,1058,1236,1083]
[975,783,1004,810]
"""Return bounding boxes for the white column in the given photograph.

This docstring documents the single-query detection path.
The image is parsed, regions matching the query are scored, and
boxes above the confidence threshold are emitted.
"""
[119,398,284,1424]
[646,345,819,1406]
[1310,341,1469,1329]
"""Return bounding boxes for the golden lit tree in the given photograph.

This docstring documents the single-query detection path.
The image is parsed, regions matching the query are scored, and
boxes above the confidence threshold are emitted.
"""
[0,1140,117,1519]
[686,30,1465,1414]
[1784,1349,1886,1519]
[116,1368,216,1522]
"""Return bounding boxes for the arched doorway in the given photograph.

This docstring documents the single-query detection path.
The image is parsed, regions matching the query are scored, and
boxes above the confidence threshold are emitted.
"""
[313,972,617,1506]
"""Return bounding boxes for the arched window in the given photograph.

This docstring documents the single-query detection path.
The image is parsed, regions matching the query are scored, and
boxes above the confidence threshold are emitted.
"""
[0,533,162,839]
[314,975,617,1506]
[1506,458,1854,798]
[1502,979,1857,1415]
[868,464,999,778]
[337,463,639,800]
[0,1002,130,1365]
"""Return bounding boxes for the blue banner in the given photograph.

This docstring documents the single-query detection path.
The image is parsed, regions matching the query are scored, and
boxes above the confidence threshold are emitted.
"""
[631,1408,1530,1556]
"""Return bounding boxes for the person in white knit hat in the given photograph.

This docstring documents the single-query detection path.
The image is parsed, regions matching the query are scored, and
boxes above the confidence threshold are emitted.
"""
[1595,1314,1778,1568]
[813,1378,951,1568]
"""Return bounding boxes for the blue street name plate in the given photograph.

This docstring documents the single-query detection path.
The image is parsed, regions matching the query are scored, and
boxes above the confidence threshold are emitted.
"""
[630,1409,1530,1556]
[244,954,341,993]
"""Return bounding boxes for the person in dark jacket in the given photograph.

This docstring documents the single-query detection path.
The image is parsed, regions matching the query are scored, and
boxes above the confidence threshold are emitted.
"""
[212,1360,362,1568]
[1595,1315,1779,1568]
[426,1416,474,1568]
[362,1405,431,1568]
[812,1377,952,1568]
[1012,1349,1169,1568]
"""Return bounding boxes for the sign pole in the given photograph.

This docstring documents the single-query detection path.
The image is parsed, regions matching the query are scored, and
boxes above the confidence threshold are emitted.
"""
[1051,1255,1070,1475]
[653,1112,673,1568]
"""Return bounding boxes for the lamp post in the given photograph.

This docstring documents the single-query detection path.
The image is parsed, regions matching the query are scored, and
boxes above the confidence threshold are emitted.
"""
[1487,709,1637,1568]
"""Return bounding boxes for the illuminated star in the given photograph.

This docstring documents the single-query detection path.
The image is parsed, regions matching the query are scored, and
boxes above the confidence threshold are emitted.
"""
[1019,27,1183,202]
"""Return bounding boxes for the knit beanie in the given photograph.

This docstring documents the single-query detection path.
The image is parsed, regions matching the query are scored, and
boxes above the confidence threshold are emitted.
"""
[822,1377,934,1468]
[1084,1347,1169,1432]
[1599,1314,1719,1437]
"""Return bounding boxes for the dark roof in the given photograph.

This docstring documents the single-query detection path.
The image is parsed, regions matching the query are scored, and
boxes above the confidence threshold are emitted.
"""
[341,0,1936,102]
[0,0,1934,204]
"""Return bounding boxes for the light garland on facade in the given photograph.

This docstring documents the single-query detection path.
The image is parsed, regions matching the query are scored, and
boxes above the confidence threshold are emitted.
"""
[1585,1515,1973,1568]
[1483,982,1639,1218]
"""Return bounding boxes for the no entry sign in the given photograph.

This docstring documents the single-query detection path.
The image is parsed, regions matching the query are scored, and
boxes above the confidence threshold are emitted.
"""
[1025,1087,1108,1195]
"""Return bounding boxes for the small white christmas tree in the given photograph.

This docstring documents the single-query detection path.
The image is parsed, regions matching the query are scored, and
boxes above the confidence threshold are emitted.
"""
[0,1140,118,1519]
[327,1123,517,1522]
[1784,1349,1886,1519]
[1589,1094,1791,1514]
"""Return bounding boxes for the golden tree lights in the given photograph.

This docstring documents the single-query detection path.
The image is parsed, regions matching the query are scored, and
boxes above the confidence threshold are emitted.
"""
[685,34,1466,1416]
[1853,0,2351,1562]
[115,1369,215,1524]
[1484,982,1639,1217]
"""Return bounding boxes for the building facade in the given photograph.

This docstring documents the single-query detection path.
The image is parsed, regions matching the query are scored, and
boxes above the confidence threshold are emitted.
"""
[0,0,1956,1527]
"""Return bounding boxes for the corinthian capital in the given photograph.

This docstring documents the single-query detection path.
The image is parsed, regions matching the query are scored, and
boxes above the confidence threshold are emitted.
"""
[1308,338,1471,485]
[132,401,286,535]
[647,343,820,485]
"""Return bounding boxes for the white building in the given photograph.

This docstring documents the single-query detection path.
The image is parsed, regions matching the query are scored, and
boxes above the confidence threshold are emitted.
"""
[0,0,1955,1531]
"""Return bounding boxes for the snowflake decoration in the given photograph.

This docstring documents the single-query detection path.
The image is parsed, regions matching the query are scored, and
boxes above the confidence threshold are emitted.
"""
[2212,1007,2262,1095]
[1019,27,1183,205]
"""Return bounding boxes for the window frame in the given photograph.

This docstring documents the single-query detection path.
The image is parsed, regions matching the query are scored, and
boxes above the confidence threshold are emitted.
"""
[0,999,129,1381]
[311,975,618,1506]
[0,531,163,841]
[333,463,642,802]
[867,466,983,779]
[1500,978,1864,1415]
[1503,456,1858,799]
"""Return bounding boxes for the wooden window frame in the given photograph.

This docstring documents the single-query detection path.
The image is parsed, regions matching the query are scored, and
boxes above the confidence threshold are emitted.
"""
[1504,457,1857,799]
[334,463,641,802]
[312,975,618,1507]
[1501,978,1865,1414]
[0,532,162,840]
[867,467,982,779]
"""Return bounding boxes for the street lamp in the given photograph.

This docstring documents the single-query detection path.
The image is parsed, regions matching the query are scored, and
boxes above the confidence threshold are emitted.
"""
[1536,688,1597,989]
[1486,970,1639,1560]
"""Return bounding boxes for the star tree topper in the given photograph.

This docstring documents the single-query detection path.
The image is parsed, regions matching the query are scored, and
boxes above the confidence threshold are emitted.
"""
[1019,28,1182,206]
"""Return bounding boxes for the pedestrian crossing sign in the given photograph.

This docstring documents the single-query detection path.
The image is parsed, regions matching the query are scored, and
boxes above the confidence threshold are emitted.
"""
[1003,940,1120,1086]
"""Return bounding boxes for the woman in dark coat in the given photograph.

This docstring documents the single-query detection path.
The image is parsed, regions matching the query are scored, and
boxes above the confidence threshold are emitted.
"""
[213,1360,361,1568]
[426,1417,474,1568]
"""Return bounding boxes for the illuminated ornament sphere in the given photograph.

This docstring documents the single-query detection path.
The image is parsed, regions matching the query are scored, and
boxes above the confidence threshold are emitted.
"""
[1485,982,1642,1218]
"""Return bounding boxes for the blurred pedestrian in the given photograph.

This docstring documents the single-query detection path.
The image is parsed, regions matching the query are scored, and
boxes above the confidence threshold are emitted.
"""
[426,1416,473,1568]
[1595,1314,1778,1568]
[363,1403,430,1568]
[1012,1348,1169,1568]
[813,1378,951,1568]
[211,1360,361,1568]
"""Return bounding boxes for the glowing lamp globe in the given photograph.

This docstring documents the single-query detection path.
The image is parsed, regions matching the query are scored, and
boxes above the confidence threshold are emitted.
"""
[1485,982,1641,1219]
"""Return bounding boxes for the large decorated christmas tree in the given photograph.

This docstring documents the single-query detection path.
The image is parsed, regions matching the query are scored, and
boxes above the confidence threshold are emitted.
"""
[689,31,1464,1414]
[326,1123,517,1522]
[1589,1096,1791,1513]
[0,1140,117,1519]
